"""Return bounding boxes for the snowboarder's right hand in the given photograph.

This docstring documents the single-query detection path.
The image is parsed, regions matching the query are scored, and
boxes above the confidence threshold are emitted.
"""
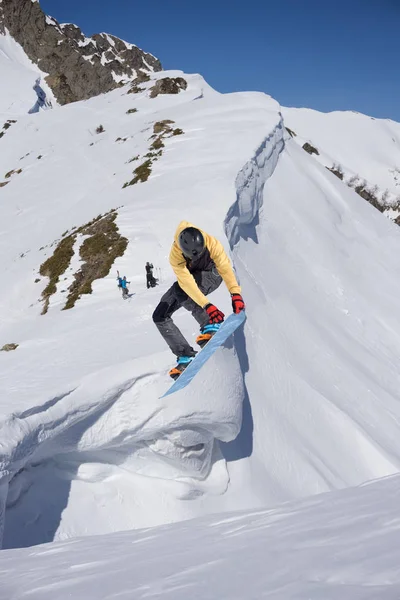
[205,304,225,324]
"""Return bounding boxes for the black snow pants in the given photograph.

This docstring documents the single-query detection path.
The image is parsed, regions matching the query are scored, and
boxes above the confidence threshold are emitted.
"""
[147,274,157,288]
[152,269,222,357]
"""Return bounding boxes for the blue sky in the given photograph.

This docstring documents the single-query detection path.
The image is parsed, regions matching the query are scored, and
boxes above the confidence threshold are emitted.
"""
[40,0,399,121]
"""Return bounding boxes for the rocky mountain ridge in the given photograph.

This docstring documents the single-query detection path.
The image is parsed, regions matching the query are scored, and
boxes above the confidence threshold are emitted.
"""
[0,0,162,105]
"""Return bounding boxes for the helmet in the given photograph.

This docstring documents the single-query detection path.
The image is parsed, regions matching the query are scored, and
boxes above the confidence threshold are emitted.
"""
[178,227,205,259]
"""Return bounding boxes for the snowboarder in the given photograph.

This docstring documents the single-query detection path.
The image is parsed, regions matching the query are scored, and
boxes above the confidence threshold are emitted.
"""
[152,221,245,379]
[117,272,130,299]
[145,262,158,288]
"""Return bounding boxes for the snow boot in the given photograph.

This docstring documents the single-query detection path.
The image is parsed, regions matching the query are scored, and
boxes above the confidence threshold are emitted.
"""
[169,355,194,380]
[196,323,221,349]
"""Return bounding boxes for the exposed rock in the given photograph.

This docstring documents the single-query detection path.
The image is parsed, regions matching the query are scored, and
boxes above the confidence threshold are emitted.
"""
[327,166,344,180]
[286,127,297,138]
[354,185,385,213]
[1,343,18,352]
[149,77,187,98]
[153,120,174,135]
[302,142,319,156]
[126,72,151,95]
[132,72,151,84]
[0,0,162,105]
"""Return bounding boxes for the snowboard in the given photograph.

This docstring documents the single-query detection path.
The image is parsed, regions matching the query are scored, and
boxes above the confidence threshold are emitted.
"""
[160,311,246,399]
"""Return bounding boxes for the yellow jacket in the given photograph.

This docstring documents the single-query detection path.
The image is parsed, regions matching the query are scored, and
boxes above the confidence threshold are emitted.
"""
[169,221,241,308]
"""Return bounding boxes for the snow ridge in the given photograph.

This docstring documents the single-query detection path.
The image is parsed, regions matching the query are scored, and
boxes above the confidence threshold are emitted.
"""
[225,116,285,247]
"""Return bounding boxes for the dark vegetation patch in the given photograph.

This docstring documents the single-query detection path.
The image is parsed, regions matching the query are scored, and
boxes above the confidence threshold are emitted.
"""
[123,160,152,188]
[126,108,138,114]
[149,77,187,98]
[145,150,162,160]
[5,169,22,179]
[39,235,76,313]
[39,210,128,312]
[153,120,174,135]
[302,142,319,156]
[96,124,105,134]
[286,127,297,138]
[116,137,128,143]
[150,137,165,151]
[0,120,17,140]
[1,343,18,352]
[122,119,185,189]
[127,155,139,163]
[37,155,43,160]
[64,212,128,309]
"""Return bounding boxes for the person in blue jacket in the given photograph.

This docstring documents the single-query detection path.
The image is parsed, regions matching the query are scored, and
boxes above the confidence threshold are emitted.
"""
[117,272,130,299]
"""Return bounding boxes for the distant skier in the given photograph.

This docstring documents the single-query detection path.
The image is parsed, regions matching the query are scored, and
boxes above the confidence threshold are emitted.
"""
[117,272,130,299]
[153,221,245,379]
[145,262,158,289]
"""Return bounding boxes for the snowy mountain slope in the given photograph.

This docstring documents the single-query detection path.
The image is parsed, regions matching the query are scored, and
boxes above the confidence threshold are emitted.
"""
[283,106,400,204]
[0,70,282,547]
[1,474,400,599]
[0,31,55,114]
[1,63,400,553]
[226,135,400,505]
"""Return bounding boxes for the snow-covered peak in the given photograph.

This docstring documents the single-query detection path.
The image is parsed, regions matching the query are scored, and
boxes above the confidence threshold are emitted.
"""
[0,0,162,105]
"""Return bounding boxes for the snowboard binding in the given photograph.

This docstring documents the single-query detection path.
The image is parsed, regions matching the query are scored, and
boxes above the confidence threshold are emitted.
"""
[169,355,195,380]
[196,323,221,348]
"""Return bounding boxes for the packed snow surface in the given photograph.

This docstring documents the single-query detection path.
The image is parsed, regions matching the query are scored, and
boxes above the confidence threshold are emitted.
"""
[1,49,400,574]
[1,474,400,599]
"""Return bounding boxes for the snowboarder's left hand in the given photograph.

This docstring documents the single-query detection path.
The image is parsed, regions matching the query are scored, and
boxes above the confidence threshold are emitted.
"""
[231,293,245,314]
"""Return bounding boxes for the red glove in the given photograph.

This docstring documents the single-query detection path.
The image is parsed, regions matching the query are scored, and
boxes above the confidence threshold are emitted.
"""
[231,294,245,314]
[205,304,225,324]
